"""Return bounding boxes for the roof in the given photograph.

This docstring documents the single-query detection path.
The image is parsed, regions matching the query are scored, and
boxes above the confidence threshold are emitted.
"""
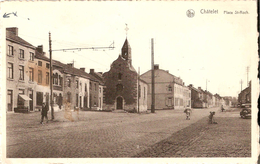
[6,29,35,49]
[52,60,102,84]
[35,50,50,62]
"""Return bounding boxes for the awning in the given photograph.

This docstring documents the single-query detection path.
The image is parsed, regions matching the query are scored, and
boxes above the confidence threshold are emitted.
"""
[19,95,32,101]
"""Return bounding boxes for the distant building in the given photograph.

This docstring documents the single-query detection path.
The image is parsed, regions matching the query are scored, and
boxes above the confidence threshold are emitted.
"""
[238,81,251,105]
[103,38,148,112]
[140,65,190,110]
[188,84,203,108]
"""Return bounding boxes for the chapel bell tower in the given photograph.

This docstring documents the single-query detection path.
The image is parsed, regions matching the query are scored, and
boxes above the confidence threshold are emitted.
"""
[121,38,132,65]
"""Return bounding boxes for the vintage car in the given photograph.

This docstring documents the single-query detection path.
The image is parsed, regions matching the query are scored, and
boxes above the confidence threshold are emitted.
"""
[240,103,251,119]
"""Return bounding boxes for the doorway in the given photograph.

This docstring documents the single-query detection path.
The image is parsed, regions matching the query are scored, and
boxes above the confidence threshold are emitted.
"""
[116,97,123,110]
[29,90,33,111]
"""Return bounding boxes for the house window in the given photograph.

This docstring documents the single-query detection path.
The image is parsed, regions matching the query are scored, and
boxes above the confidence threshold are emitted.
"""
[46,63,50,69]
[53,73,58,85]
[85,83,87,92]
[8,45,14,56]
[19,65,24,80]
[46,72,49,84]
[38,70,42,84]
[138,85,141,97]
[19,49,24,59]
[30,52,34,61]
[59,75,62,86]
[38,61,42,66]
[29,67,34,81]
[168,85,172,92]
[18,89,25,107]
[144,87,146,99]
[76,80,79,89]
[76,94,78,107]
[94,83,96,91]
[36,92,43,106]
[67,79,71,87]
[67,92,71,103]
[7,90,13,111]
[90,82,92,90]
[99,87,101,93]
[8,63,13,79]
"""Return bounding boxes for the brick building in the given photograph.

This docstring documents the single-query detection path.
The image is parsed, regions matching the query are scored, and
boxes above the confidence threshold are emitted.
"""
[103,38,147,112]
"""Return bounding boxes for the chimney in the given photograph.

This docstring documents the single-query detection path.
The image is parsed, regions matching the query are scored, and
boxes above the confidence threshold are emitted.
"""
[90,69,94,74]
[7,27,18,36]
[166,70,169,73]
[36,45,43,54]
[80,68,85,72]
[189,84,193,87]
[67,63,73,67]
[198,87,201,90]
[98,72,103,75]
[154,64,159,70]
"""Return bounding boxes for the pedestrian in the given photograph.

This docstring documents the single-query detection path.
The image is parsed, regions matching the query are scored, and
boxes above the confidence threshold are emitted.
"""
[221,105,225,112]
[40,102,48,124]
[184,106,192,120]
[208,111,217,124]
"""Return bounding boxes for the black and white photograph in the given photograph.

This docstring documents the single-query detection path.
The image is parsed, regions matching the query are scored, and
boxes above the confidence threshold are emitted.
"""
[1,1,258,163]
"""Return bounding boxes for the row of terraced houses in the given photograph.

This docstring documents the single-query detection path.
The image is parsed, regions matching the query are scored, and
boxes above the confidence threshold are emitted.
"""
[6,27,229,113]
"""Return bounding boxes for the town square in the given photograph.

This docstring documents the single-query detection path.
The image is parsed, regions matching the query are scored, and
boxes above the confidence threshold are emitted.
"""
[1,1,258,163]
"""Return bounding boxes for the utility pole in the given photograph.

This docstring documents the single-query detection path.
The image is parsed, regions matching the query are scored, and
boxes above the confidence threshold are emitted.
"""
[240,79,243,92]
[246,66,249,86]
[48,33,115,120]
[137,67,140,113]
[49,32,54,120]
[151,38,155,113]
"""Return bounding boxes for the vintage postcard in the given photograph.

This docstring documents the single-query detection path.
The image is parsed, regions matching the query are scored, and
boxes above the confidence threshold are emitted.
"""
[1,0,258,164]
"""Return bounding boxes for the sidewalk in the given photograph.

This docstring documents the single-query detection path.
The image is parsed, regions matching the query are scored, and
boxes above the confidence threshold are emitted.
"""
[134,110,251,157]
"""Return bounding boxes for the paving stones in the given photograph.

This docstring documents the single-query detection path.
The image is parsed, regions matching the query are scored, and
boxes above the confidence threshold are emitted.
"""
[6,108,251,158]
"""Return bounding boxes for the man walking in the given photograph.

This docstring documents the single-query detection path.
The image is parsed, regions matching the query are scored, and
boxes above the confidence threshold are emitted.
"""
[40,102,48,124]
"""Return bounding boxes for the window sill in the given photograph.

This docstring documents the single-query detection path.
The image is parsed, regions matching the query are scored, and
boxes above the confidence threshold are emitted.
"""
[7,78,14,81]
[18,58,25,61]
[7,55,14,58]
[28,81,35,84]
[28,60,34,63]
[18,80,25,83]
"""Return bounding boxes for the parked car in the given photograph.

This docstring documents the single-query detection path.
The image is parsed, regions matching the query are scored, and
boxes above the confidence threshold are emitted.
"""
[240,103,251,119]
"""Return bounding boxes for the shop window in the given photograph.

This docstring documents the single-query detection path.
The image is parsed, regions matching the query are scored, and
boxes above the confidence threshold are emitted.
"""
[36,92,43,106]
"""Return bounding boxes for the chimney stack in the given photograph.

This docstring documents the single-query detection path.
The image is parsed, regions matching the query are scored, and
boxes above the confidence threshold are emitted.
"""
[154,64,159,70]
[67,63,73,67]
[80,68,85,72]
[90,69,95,74]
[7,27,18,36]
[36,45,43,54]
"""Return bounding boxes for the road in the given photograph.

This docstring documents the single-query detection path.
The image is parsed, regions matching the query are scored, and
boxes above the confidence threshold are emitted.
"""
[6,107,250,158]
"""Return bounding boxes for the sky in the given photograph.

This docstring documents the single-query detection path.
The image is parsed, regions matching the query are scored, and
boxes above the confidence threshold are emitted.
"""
[1,1,257,97]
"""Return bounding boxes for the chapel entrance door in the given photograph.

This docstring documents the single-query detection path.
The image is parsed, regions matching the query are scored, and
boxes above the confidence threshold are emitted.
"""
[116,97,123,110]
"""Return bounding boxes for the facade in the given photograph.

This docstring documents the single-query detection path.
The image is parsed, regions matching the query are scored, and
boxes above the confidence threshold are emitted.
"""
[238,81,251,105]
[6,27,36,112]
[188,84,203,108]
[103,38,147,112]
[33,46,51,111]
[140,65,187,110]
